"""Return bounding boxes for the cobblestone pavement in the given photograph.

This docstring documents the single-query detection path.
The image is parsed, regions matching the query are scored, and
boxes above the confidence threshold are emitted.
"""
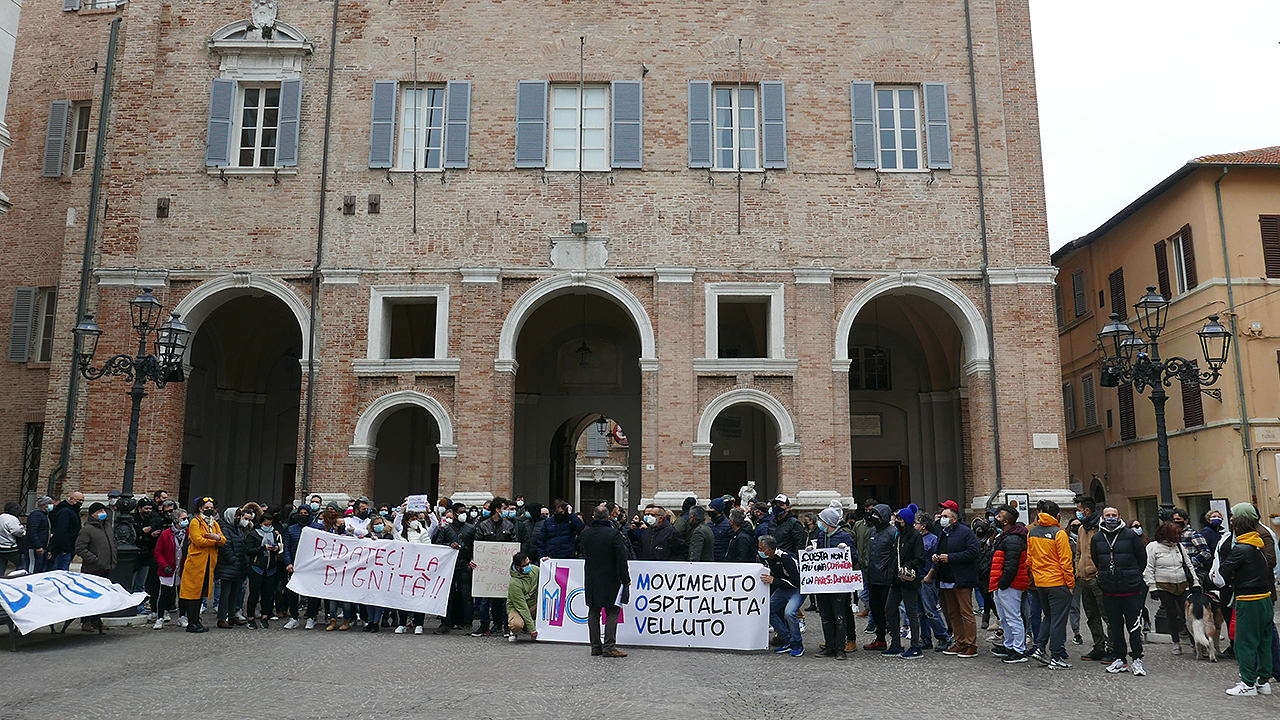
[0,608,1275,720]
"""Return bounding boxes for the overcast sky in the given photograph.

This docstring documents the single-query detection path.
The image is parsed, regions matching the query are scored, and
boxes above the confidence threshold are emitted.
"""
[1030,0,1280,250]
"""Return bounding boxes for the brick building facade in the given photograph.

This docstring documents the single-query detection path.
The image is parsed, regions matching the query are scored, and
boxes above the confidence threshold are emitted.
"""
[2,0,1068,514]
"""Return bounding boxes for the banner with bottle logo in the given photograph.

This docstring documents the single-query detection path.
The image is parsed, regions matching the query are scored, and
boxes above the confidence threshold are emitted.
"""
[0,571,149,635]
[535,559,769,650]
[287,527,457,616]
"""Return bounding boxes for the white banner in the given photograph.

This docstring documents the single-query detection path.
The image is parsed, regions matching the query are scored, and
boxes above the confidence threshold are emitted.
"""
[287,527,457,616]
[536,560,769,651]
[472,541,521,598]
[799,547,864,594]
[0,571,148,635]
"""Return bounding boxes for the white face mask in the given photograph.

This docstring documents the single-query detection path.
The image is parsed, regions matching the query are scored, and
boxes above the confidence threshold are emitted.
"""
[516,500,524,507]
[452,516,462,524]
[939,517,952,529]
[409,520,422,531]
[435,507,445,517]
[240,518,252,528]
[469,511,478,520]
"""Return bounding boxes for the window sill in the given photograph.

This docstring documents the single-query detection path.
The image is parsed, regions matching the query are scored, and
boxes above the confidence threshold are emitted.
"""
[1057,309,1095,336]
[693,358,798,375]
[872,167,935,174]
[351,358,460,377]
[24,361,51,371]
[1066,425,1103,441]
[78,6,124,17]
[545,167,613,173]
[206,167,299,177]
[709,167,765,173]
[386,168,444,174]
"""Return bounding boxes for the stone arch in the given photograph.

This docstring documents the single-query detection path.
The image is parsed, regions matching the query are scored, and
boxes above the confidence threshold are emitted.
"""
[173,273,311,363]
[693,388,799,456]
[349,389,457,458]
[496,273,657,367]
[835,272,990,373]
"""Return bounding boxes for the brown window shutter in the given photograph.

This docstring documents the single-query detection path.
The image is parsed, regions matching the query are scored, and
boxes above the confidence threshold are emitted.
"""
[1179,224,1197,289]
[1260,215,1280,279]
[1118,383,1136,441]
[1154,240,1171,299]
[1108,267,1126,318]
[1180,361,1204,428]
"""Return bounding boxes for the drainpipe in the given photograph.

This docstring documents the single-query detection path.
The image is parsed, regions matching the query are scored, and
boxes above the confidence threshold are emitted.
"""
[963,0,1006,510]
[300,0,340,493]
[48,18,121,496]
[1214,167,1258,504]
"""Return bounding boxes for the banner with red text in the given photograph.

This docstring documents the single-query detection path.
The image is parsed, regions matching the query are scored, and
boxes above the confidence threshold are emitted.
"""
[798,546,863,594]
[287,527,457,616]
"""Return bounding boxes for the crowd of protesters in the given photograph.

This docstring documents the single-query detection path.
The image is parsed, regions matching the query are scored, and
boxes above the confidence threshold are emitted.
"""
[2,487,1277,696]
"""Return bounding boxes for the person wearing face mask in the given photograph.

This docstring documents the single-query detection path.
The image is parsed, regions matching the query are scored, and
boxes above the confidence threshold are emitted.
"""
[538,499,584,561]
[686,506,716,563]
[988,505,1030,664]
[705,498,732,562]
[1091,506,1148,676]
[726,508,758,563]
[1073,495,1114,663]
[280,504,315,629]
[153,509,189,629]
[49,491,85,571]
[357,517,396,633]
[214,505,252,629]
[1216,511,1278,696]
[861,504,896,651]
[71,502,117,632]
[506,551,541,643]
[880,506,926,659]
[757,495,807,558]
[25,495,53,573]
[810,506,856,660]
[244,508,290,629]
[1025,500,1076,669]
[852,497,878,622]
[179,497,225,633]
[345,499,374,538]
[580,505,629,656]
[434,505,477,634]
[1201,509,1226,550]
[639,506,683,561]
[932,504,981,657]
[1143,521,1200,658]
[760,534,804,657]
[1169,507,1213,586]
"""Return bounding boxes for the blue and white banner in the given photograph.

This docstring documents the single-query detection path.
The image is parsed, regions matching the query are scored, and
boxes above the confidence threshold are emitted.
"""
[535,559,769,650]
[0,571,148,635]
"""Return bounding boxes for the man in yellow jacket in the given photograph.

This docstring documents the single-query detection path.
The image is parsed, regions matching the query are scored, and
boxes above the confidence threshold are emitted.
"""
[1026,499,1075,669]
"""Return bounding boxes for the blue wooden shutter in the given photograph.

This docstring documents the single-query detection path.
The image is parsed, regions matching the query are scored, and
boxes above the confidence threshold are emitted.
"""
[760,81,787,169]
[688,81,713,168]
[42,100,70,178]
[922,82,952,169]
[204,79,235,167]
[514,80,547,168]
[611,80,642,169]
[443,80,471,169]
[851,81,876,168]
[368,81,397,169]
[275,78,302,167]
[8,287,36,363]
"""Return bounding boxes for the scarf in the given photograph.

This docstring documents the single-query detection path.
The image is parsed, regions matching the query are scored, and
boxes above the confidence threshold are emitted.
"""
[1235,531,1263,549]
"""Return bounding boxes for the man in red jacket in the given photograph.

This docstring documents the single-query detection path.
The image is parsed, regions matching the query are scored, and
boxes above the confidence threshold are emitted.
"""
[989,504,1030,664]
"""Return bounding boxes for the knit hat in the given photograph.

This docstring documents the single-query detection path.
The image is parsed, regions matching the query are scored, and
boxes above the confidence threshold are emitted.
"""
[895,506,916,526]
[86,502,107,515]
[36,495,53,506]
[709,497,726,514]
[683,496,698,510]
[819,507,843,528]
[1231,502,1260,521]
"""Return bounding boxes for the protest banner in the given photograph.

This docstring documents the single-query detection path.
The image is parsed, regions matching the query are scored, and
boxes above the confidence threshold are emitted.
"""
[0,571,148,635]
[536,560,768,650]
[404,494,429,512]
[472,541,521,598]
[799,546,863,594]
[287,527,457,616]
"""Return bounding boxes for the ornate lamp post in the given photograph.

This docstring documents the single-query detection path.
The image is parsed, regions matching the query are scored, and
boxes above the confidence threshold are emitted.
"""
[1097,286,1232,512]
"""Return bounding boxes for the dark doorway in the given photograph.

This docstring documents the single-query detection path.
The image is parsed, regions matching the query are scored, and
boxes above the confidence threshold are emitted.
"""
[709,405,778,503]
[710,461,748,501]
[373,406,441,506]
[851,462,908,509]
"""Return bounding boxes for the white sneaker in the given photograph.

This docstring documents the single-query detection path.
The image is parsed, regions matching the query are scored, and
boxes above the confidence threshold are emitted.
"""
[283,618,299,630]
[178,615,189,628]
[1226,682,1258,696]
[507,633,517,643]
[1130,658,1146,676]
[1256,682,1273,696]
[1105,659,1128,674]
[152,618,164,630]
[414,626,423,635]
[1171,645,1182,655]
[235,611,247,622]
[798,618,806,633]
[147,612,158,621]
[304,618,316,630]
[394,625,406,634]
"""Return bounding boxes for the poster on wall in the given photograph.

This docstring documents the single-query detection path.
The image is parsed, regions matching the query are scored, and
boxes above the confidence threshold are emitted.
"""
[535,559,769,651]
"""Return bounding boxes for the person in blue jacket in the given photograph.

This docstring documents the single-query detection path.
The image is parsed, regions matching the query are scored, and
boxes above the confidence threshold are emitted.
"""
[538,499,585,560]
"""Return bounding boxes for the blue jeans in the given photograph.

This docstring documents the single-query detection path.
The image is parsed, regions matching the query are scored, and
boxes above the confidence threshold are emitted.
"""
[1023,588,1042,646]
[477,598,507,633]
[769,586,802,646]
[53,552,73,571]
[918,581,950,644]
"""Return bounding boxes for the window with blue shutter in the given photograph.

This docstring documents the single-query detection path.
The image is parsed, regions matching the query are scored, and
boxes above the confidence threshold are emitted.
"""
[850,81,876,168]
[611,80,642,169]
[687,81,713,168]
[922,82,951,169]
[760,81,786,169]
[8,287,36,363]
[42,100,70,178]
[443,80,471,169]
[514,81,548,168]
[275,78,302,167]
[204,79,235,167]
[368,81,397,169]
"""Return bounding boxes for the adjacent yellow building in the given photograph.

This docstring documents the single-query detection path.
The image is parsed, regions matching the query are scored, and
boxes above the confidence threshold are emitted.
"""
[1053,147,1280,531]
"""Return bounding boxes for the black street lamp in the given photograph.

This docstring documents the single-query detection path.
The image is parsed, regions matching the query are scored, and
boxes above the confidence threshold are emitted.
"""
[73,288,190,573]
[1097,285,1232,512]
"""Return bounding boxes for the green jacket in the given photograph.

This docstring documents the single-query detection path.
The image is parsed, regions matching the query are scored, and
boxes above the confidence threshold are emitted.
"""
[507,565,540,630]
[852,519,872,570]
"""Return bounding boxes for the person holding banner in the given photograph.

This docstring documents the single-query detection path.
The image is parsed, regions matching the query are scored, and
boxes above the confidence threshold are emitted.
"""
[580,504,630,657]
[761,534,804,657]
[434,505,476,634]
[73,502,117,632]
[811,506,855,660]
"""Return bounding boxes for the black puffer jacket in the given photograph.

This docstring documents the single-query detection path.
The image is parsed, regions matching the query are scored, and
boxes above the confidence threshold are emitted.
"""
[726,524,758,563]
[865,507,898,587]
[890,523,926,589]
[1091,526,1146,595]
[216,525,250,580]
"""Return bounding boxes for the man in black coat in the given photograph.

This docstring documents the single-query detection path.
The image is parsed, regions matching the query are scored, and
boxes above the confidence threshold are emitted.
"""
[580,505,630,658]
[49,491,85,571]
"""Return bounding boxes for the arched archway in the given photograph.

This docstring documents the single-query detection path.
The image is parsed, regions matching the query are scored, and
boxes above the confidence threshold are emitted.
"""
[498,273,657,366]
[694,388,796,503]
[173,273,311,363]
[349,389,456,455]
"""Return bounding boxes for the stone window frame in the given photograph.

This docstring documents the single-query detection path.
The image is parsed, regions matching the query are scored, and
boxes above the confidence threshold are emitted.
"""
[351,284,459,377]
[695,282,796,374]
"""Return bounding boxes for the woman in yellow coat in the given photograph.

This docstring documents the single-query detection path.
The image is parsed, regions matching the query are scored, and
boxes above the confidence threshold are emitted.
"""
[179,496,225,633]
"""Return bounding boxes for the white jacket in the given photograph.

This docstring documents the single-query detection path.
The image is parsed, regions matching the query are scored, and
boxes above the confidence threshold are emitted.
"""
[0,512,25,550]
[1143,541,1198,590]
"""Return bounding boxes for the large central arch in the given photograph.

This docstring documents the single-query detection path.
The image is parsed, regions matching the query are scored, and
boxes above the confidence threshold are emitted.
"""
[497,273,657,366]
[173,273,311,364]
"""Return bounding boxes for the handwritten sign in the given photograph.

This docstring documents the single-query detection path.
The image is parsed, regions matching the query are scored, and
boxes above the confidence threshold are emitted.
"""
[287,527,457,616]
[471,541,521,598]
[404,495,429,512]
[536,560,769,650]
[799,546,863,594]
[0,571,149,635]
